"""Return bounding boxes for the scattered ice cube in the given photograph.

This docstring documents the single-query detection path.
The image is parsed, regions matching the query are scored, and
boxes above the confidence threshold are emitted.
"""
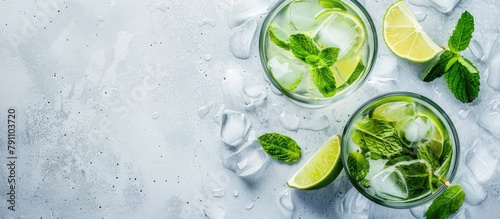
[301,114,331,131]
[409,203,430,219]
[227,0,270,29]
[369,167,408,200]
[488,31,500,61]
[469,38,485,61]
[277,189,294,218]
[202,205,227,219]
[222,69,245,111]
[233,190,239,197]
[211,188,225,198]
[369,54,398,83]
[408,0,461,13]
[414,10,427,22]
[242,84,268,111]
[486,53,500,90]
[340,188,370,219]
[229,18,258,59]
[255,107,268,125]
[465,141,498,182]
[458,171,487,206]
[332,108,342,123]
[311,12,362,58]
[458,109,470,119]
[222,139,269,178]
[449,207,472,219]
[245,202,255,210]
[220,110,251,146]
[279,110,300,131]
[477,106,500,138]
[285,1,323,32]
[151,112,160,119]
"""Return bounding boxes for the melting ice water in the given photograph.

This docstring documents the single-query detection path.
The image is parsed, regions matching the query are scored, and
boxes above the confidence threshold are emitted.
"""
[279,110,301,131]
[465,141,498,182]
[408,0,461,13]
[340,188,370,219]
[277,189,294,218]
[202,205,227,219]
[458,171,487,206]
[409,203,430,219]
[368,54,398,83]
[227,0,270,29]
[369,167,409,200]
[477,105,500,138]
[220,110,251,146]
[229,19,258,59]
[222,139,269,178]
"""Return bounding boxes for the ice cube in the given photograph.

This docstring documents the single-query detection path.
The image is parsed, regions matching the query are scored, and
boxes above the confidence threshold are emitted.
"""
[277,189,294,218]
[408,0,461,13]
[242,84,267,111]
[487,54,500,90]
[227,0,270,28]
[403,117,430,142]
[279,110,301,131]
[311,13,361,58]
[449,207,472,219]
[301,114,331,131]
[488,31,500,61]
[268,56,308,92]
[369,167,409,200]
[414,10,427,22]
[465,141,498,182]
[255,107,268,125]
[409,203,430,218]
[284,1,323,32]
[222,139,269,178]
[202,205,227,219]
[469,38,485,61]
[369,54,398,83]
[458,171,487,206]
[220,110,251,146]
[340,188,370,219]
[229,18,258,59]
[477,106,500,138]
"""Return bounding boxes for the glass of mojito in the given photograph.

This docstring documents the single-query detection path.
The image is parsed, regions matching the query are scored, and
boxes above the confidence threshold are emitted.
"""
[259,0,377,107]
[341,92,460,208]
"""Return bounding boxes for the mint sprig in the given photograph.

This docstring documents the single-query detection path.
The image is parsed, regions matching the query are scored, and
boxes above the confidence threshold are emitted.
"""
[425,184,466,219]
[423,11,480,103]
[258,133,301,163]
[269,28,290,51]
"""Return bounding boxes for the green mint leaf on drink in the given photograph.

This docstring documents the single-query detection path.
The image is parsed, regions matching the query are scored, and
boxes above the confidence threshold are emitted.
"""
[269,28,290,51]
[345,60,365,84]
[318,47,340,67]
[445,58,480,103]
[423,50,455,82]
[311,67,337,97]
[417,142,441,170]
[395,161,434,198]
[425,184,466,219]
[448,11,474,53]
[384,155,412,168]
[352,118,403,158]
[305,55,320,66]
[318,0,347,11]
[289,33,321,63]
[347,151,370,182]
[258,133,301,163]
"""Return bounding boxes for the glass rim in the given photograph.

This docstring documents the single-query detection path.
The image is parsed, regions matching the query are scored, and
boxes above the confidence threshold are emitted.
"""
[258,0,378,107]
[340,92,461,209]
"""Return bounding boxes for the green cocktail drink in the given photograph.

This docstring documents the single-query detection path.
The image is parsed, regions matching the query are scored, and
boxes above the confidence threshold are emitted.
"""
[342,92,460,208]
[259,0,377,106]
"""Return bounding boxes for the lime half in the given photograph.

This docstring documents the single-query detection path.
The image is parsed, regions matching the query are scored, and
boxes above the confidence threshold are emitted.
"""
[287,135,343,190]
[383,0,442,62]
[371,100,416,122]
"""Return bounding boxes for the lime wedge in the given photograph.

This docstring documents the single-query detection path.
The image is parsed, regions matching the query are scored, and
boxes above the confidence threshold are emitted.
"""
[418,112,445,158]
[286,135,343,190]
[383,0,443,62]
[371,100,416,122]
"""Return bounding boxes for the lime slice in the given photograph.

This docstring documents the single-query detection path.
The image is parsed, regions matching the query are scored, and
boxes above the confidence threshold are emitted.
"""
[383,0,443,62]
[371,100,416,122]
[311,11,366,58]
[418,113,445,158]
[286,134,343,190]
[314,8,344,20]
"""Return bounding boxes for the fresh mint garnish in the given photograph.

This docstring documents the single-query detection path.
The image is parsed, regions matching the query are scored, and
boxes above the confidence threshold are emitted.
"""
[351,118,403,158]
[258,133,301,163]
[347,151,370,182]
[417,142,441,170]
[384,155,412,168]
[423,11,480,103]
[425,184,466,219]
[395,161,434,198]
[319,47,340,67]
[269,28,290,51]
[311,67,337,97]
[289,34,321,63]
[318,0,347,11]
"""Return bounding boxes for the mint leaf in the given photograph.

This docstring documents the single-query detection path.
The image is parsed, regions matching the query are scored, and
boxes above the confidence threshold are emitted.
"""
[437,139,453,176]
[345,60,365,84]
[318,0,347,11]
[258,133,301,163]
[269,28,290,51]
[425,184,466,219]
[423,51,455,82]
[417,141,441,170]
[448,11,474,53]
[384,155,412,168]
[289,34,320,64]
[311,67,337,97]
[318,47,340,67]
[445,58,480,103]
[305,55,320,66]
[347,151,370,182]
[395,161,433,199]
[352,118,403,158]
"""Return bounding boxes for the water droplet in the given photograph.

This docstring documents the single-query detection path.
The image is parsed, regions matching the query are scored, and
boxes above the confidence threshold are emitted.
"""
[279,110,300,131]
[332,108,341,123]
[414,10,427,22]
[151,112,160,119]
[97,16,105,22]
[211,188,225,198]
[198,104,214,119]
[278,189,294,218]
[204,54,212,61]
[202,205,227,219]
[458,109,470,119]
[153,1,167,12]
[198,18,217,27]
[233,190,239,197]
[245,202,254,210]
